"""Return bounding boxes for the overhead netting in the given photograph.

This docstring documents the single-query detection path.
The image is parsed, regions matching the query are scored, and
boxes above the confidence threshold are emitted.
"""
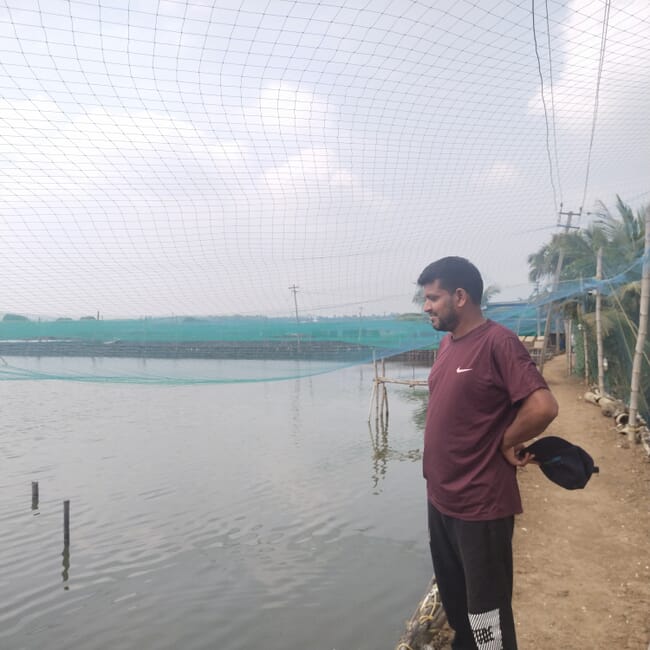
[0,0,648,383]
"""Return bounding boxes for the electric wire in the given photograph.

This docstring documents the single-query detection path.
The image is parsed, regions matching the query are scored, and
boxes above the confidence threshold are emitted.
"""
[531,0,559,215]
[580,0,612,217]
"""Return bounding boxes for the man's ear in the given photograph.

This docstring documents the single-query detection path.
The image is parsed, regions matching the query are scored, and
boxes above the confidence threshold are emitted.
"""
[455,288,469,307]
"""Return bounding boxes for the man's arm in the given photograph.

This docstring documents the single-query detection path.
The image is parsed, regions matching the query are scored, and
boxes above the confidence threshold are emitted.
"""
[501,387,559,466]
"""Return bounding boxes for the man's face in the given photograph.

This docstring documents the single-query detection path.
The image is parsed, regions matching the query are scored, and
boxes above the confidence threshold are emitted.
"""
[422,280,459,332]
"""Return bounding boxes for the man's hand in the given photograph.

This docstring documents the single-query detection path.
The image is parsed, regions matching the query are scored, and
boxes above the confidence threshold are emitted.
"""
[501,443,535,467]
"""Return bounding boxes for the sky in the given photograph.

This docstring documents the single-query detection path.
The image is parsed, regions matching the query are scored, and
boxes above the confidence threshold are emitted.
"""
[0,0,648,318]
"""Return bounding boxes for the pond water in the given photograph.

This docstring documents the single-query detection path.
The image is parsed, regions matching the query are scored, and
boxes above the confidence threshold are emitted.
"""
[0,358,432,650]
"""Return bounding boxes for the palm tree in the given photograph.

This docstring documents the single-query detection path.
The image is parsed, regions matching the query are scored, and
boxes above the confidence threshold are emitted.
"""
[528,197,649,413]
[527,226,608,289]
[482,284,501,308]
[594,194,646,281]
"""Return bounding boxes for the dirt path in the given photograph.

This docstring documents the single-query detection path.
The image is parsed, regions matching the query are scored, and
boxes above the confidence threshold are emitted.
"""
[513,355,650,649]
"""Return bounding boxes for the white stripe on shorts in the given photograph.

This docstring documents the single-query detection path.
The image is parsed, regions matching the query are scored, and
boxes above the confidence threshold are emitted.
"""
[468,607,502,649]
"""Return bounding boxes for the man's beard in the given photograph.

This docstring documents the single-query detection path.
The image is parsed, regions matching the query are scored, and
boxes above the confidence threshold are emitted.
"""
[431,312,459,332]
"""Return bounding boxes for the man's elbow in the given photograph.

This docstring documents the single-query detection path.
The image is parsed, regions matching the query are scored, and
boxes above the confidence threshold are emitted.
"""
[541,390,559,425]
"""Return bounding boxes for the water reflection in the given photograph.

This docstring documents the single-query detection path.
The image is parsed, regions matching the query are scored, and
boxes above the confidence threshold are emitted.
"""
[291,371,302,436]
[400,388,429,430]
[367,384,428,489]
[368,421,389,488]
[61,544,70,590]
[290,374,315,437]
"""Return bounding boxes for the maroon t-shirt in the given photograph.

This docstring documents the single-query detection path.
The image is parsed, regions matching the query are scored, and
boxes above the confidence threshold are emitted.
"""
[423,319,548,521]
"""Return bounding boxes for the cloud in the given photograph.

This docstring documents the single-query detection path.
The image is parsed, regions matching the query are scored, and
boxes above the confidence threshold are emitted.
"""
[477,161,521,187]
[262,147,354,198]
[259,82,329,133]
[0,96,247,203]
[527,0,650,127]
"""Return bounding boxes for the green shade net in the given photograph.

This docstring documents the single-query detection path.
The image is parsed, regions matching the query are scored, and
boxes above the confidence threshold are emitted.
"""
[0,1,648,391]
[0,316,441,382]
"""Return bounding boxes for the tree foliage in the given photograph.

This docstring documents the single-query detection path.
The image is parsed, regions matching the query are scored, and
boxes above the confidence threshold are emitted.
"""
[528,195,646,289]
[528,196,649,414]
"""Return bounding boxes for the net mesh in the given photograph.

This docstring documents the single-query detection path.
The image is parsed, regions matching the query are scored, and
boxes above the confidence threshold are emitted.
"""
[0,0,648,387]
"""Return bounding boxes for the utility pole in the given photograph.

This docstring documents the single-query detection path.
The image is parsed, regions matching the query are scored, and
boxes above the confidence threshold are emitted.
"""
[539,204,582,374]
[556,204,583,230]
[288,285,300,323]
[595,247,605,395]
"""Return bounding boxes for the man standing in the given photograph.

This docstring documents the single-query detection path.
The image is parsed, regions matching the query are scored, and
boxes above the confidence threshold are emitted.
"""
[417,257,558,650]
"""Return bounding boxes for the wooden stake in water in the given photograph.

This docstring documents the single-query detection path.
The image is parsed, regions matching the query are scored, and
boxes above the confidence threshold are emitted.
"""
[31,481,39,511]
[62,500,71,588]
[381,358,389,421]
[63,500,70,546]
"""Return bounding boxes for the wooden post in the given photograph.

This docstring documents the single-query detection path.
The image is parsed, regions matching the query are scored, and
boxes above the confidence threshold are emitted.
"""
[628,207,650,441]
[568,319,574,375]
[582,324,589,386]
[564,320,570,375]
[379,358,385,424]
[381,358,388,424]
[374,357,380,422]
[383,383,389,421]
[31,481,39,511]
[595,247,605,396]
[63,500,70,547]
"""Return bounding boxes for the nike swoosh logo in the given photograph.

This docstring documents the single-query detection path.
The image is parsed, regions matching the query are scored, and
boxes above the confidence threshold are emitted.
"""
[456,367,472,373]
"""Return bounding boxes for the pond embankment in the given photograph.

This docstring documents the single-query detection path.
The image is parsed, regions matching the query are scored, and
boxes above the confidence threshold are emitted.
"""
[514,355,650,649]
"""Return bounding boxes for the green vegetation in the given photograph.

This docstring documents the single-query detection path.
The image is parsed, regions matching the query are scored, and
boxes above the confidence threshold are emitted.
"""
[528,196,649,415]
[2,313,29,321]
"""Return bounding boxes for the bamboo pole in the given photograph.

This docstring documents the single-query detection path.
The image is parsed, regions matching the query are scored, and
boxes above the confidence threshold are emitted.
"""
[374,358,380,422]
[384,382,389,415]
[595,248,605,396]
[564,320,570,375]
[381,359,388,421]
[379,359,385,425]
[628,208,650,441]
[376,378,428,387]
[582,324,589,386]
[569,318,576,374]
[375,379,381,424]
[539,302,553,375]
[367,355,428,424]
[568,319,574,375]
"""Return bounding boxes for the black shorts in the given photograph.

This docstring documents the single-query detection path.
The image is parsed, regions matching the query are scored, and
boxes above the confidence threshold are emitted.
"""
[427,500,517,650]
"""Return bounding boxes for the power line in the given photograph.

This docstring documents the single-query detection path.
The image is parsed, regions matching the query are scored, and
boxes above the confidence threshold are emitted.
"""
[532,0,559,214]
[580,0,612,216]
[544,0,563,206]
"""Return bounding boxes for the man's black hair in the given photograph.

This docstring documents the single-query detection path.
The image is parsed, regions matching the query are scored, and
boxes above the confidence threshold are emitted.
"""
[417,256,484,304]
